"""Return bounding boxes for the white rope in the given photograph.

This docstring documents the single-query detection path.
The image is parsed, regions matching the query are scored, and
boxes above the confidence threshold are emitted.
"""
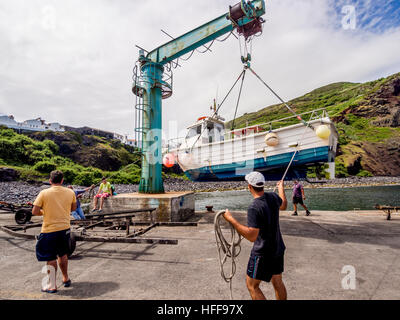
[214,210,242,300]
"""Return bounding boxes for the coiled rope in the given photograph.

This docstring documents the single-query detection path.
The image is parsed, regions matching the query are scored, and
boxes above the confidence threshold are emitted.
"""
[214,210,242,300]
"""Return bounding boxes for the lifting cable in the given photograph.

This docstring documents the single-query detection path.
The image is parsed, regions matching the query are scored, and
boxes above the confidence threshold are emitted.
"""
[231,69,247,131]
[247,66,315,131]
[190,64,315,152]
[188,67,247,152]
[244,66,316,190]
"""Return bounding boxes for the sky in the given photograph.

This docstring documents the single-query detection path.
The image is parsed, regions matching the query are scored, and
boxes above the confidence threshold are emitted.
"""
[1,0,400,141]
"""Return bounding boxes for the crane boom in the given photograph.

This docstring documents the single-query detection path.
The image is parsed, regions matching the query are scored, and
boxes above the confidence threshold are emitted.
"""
[147,0,266,65]
[133,0,266,194]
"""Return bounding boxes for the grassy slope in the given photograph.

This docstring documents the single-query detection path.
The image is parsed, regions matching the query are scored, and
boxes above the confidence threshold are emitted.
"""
[0,127,188,185]
[0,128,143,185]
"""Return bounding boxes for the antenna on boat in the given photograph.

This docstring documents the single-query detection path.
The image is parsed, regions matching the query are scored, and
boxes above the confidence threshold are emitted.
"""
[210,86,219,117]
[215,86,219,114]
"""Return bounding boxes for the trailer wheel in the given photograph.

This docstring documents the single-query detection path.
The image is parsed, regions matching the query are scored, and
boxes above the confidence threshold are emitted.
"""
[67,232,76,257]
[15,209,32,225]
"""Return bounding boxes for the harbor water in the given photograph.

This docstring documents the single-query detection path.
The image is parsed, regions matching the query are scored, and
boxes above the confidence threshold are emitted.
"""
[195,185,400,212]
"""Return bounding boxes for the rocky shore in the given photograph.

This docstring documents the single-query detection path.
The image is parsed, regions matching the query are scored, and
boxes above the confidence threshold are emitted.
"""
[0,176,399,205]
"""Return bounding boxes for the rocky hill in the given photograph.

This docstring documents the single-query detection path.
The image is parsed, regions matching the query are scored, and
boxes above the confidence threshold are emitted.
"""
[226,72,400,177]
[29,131,138,172]
[0,127,142,185]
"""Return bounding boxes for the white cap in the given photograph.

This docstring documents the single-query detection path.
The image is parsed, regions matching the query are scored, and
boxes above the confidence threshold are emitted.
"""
[245,171,265,188]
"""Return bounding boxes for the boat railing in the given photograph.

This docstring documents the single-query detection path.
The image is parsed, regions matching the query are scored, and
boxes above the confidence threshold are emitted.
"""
[166,137,186,152]
[224,108,330,139]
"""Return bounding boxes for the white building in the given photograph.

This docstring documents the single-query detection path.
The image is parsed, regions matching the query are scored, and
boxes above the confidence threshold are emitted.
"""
[0,115,65,132]
[124,137,138,147]
[22,118,43,130]
[47,122,64,131]
[0,115,20,130]
[113,132,125,142]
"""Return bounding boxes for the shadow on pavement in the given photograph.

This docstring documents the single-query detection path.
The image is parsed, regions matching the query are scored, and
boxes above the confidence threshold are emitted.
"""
[279,217,400,249]
[56,281,120,298]
[200,211,400,249]
[70,242,189,264]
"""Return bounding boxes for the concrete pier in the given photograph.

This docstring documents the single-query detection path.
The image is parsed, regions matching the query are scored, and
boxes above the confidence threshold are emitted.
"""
[0,209,399,300]
[91,191,195,222]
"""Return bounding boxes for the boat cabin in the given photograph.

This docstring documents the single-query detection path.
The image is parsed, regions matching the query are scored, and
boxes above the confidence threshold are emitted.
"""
[185,116,225,145]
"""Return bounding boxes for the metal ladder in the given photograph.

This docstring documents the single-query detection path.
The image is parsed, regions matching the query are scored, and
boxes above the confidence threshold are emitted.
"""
[132,62,173,151]
[133,63,148,151]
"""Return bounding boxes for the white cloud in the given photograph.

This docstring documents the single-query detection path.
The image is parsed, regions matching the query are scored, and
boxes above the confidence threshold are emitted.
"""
[0,0,399,140]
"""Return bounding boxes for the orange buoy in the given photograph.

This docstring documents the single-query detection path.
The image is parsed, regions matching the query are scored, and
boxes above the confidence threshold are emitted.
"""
[163,153,175,168]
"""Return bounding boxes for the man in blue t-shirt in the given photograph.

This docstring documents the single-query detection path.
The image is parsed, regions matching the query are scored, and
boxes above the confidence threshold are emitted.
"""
[223,171,288,300]
[68,185,94,220]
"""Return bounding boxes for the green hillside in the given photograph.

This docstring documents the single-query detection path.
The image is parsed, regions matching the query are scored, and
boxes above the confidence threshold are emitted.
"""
[226,72,400,177]
[0,128,144,185]
[0,127,187,185]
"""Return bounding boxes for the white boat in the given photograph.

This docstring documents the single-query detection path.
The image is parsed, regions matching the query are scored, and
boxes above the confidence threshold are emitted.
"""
[168,108,338,181]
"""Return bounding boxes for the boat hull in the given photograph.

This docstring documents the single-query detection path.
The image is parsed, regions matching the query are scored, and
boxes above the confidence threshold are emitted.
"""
[172,117,338,182]
[184,146,334,181]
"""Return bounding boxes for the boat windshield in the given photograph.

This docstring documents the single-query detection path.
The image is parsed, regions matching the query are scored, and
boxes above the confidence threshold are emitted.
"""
[186,125,202,139]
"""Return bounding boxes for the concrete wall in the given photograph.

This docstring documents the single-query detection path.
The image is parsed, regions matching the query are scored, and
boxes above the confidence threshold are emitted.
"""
[91,192,195,222]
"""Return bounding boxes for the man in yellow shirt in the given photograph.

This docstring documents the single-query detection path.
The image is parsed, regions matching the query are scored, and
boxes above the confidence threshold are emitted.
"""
[32,170,77,293]
[92,177,112,212]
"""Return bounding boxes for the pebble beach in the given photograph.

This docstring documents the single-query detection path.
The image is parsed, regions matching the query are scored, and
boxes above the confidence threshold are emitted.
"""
[1,176,400,205]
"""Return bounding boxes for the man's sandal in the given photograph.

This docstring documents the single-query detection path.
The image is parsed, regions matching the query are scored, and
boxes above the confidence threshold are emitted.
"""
[63,279,72,287]
[41,288,57,294]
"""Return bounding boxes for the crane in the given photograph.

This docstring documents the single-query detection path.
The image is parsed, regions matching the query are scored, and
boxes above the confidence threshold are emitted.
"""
[132,0,266,194]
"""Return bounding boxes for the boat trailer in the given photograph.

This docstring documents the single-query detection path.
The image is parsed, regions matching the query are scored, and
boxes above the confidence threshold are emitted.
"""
[0,201,33,225]
[0,208,197,256]
[375,205,400,220]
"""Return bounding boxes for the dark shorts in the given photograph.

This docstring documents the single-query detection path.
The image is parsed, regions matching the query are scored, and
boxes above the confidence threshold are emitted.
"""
[36,229,71,262]
[293,196,304,205]
[247,254,284,282]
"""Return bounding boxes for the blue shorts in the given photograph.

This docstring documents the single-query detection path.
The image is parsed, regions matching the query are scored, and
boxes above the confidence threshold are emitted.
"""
[36,229,71,261]
[247,254,284,282]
